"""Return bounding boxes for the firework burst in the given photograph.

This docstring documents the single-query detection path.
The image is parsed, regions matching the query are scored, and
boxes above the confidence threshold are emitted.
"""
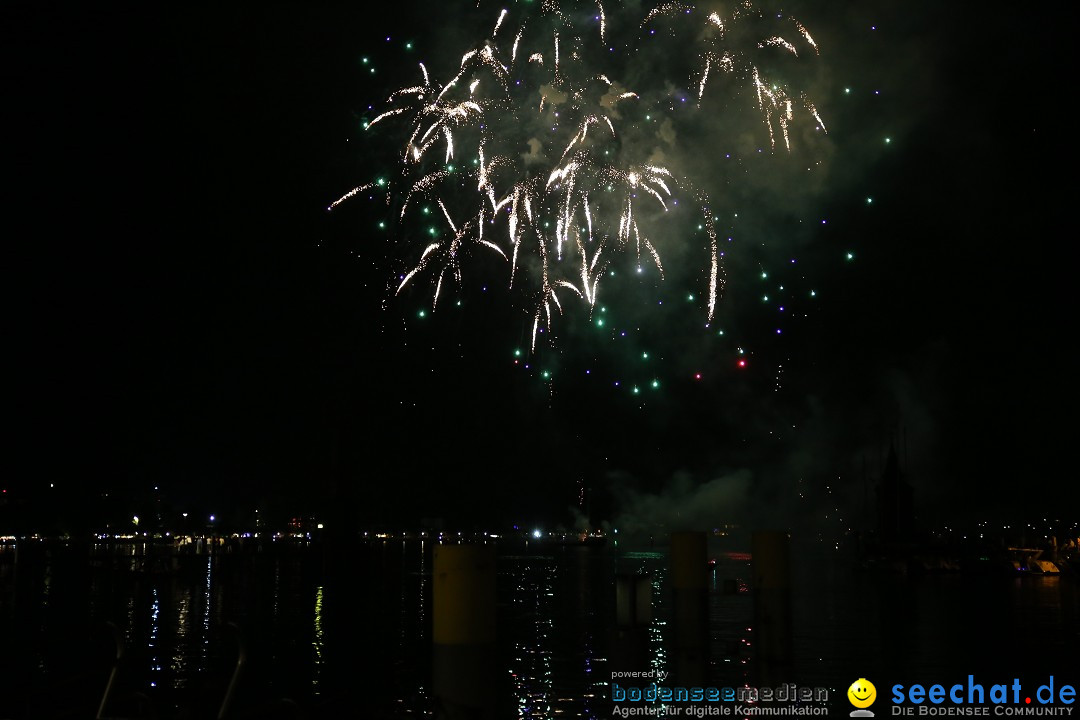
[332,0,825,353]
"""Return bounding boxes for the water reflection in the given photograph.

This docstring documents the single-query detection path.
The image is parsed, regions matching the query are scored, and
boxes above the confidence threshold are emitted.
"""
[172,582,192,688]
[39,567,51,674]
[312,585,324,696]
[507,554,557,718]
[149,587,160,688]
[0,539,1076,719]
[201,556,211,668]
[648,566,667,682]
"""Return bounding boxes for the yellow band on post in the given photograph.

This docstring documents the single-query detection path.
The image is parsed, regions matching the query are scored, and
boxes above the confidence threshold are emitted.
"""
[433,544,496,646]
[670,531,707,590]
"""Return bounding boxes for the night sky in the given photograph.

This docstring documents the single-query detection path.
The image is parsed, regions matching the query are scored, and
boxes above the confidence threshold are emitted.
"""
[7,0,1077,535]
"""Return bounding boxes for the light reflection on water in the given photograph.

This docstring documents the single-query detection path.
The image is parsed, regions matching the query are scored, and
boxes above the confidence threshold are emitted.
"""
[312,584,324,696]
[172,580,190,687]
[148,587,159,687]
[0,539,1076,719]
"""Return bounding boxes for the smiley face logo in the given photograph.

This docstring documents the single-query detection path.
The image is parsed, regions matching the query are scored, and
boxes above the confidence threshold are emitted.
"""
[848,678,877,715]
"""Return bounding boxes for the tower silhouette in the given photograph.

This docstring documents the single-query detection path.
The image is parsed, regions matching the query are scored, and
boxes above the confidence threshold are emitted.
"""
[877,443,914,543]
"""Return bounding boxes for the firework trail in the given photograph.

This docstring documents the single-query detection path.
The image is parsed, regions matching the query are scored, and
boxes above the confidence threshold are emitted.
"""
[332,0,825,352]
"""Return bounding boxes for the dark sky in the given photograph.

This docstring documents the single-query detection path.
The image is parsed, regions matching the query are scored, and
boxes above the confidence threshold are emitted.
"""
[6,0,1077,533]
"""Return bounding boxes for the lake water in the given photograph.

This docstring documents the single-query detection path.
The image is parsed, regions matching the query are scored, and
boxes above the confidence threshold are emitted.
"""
[0,538,1076,719]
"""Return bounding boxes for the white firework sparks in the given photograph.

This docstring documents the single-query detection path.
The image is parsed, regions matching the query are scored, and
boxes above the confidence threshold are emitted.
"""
[334,0,825,352]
